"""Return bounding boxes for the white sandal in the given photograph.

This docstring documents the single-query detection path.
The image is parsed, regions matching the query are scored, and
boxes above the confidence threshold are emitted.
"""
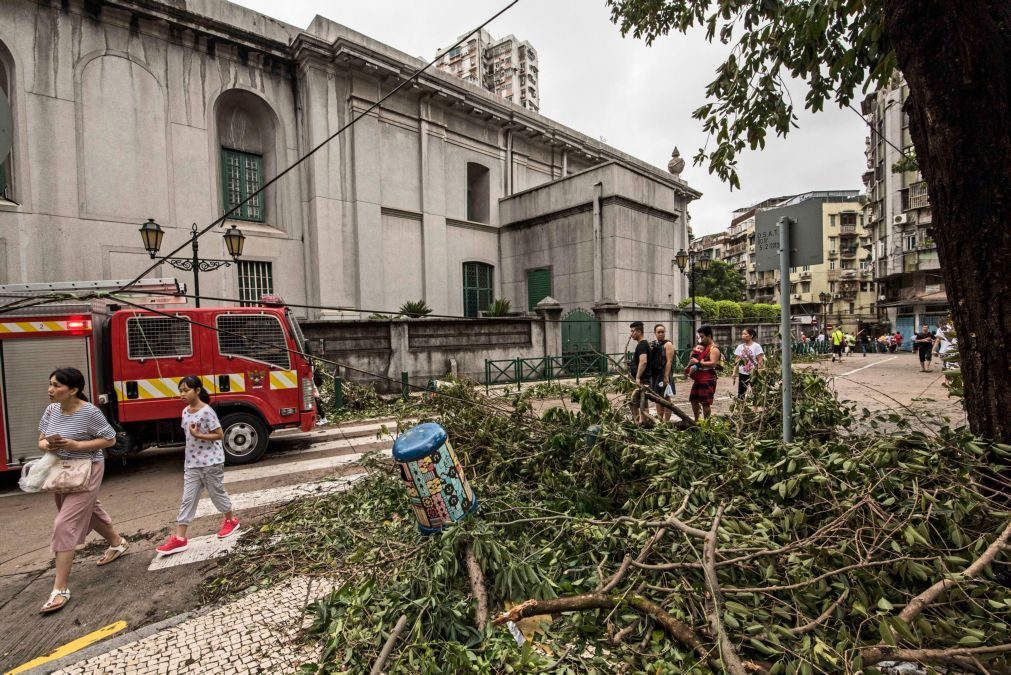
[41,588,70,614]
[97,538,130,566]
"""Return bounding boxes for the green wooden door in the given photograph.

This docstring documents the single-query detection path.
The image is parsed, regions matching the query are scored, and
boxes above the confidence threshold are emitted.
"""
[527,268,552,310]
[561,308,601,375]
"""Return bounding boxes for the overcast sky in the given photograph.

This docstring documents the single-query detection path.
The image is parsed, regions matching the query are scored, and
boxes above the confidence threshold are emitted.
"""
[232,0,867,236]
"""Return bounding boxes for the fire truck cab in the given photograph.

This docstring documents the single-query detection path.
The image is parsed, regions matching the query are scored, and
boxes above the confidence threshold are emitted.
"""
[0,279,316,472]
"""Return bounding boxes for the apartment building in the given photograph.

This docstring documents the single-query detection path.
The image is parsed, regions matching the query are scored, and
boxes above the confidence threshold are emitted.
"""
[696,192,874,334]
[436,30,540,112]
[861,73,946,349]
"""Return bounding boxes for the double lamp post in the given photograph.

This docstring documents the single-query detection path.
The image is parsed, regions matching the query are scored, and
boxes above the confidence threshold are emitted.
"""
[818,291,832,335]
[139,219,246,307]
[674,248,712,336]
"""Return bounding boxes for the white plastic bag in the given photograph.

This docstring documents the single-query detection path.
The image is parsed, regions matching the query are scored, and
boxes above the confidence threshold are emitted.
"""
[19,452,58,493]
[664,383,674,398]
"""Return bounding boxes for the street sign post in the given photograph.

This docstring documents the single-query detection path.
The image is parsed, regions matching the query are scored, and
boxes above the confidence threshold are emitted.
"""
[753,201,825,443]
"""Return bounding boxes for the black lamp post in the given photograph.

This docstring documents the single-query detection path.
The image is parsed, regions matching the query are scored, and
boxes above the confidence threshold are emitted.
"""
[674,248,712,337]
[139,219,245,307]
[819,291,832,337]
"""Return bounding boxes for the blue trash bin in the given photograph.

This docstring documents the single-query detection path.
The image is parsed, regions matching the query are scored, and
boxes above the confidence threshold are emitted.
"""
[393,422,478,534]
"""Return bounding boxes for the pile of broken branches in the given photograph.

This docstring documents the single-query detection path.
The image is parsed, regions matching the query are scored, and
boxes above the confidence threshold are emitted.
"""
[209,374,1011,674]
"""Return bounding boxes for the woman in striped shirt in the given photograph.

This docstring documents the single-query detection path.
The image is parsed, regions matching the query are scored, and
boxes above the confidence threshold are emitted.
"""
[36,367,128,613]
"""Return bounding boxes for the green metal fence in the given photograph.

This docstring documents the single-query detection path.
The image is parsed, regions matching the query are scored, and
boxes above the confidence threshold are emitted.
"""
[485,348,698,391]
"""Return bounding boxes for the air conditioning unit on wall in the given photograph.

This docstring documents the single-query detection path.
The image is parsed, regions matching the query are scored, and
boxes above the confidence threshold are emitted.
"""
[893,214,909,225]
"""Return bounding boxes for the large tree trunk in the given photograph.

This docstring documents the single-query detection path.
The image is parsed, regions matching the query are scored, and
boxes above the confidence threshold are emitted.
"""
[883,0,1011,442]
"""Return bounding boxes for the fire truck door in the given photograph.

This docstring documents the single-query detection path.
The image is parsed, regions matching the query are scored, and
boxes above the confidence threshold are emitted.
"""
[2,336,91,466]
[113,314,204,422]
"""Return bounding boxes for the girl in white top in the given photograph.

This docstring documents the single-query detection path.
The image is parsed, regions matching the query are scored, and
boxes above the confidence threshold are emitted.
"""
[156,376,238,556]
[732,328,765,401]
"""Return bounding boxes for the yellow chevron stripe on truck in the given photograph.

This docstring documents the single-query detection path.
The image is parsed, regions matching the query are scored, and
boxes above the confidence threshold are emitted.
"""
[0,320,92,333]
[115,373,246,401]
[269,370,298,389]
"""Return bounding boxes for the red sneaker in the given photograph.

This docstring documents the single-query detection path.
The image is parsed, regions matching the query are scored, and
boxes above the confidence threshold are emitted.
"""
[217,518,239,539]
[156,536,189,556]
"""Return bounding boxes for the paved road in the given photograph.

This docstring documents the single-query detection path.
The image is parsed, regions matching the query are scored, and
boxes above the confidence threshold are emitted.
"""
[0,421,399,673]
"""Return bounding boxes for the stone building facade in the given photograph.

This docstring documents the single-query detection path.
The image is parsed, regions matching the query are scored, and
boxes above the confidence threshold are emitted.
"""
[0,0,697,340]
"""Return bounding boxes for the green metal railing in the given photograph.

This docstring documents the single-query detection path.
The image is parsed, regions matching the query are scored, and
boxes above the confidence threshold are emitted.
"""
[485,352,626,390]
[485,349,697,390]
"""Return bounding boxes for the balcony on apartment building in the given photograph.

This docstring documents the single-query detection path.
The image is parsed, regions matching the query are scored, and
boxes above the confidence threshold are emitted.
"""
[840,223,859,235]
[840,247,859,258]
[905,181,931,211]
[904,251,941,273]
[726,243,748,257]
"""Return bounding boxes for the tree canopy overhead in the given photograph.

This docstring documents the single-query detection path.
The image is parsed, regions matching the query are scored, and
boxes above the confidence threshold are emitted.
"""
[606,0,895,189]
[691,259,746,301]
[607,0,1011,442]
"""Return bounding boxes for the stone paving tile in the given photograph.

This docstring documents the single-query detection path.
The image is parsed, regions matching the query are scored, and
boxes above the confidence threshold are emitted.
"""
[53,577,333,675]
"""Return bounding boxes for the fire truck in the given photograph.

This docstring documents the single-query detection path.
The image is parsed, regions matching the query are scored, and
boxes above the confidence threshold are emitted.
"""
[0,279,316,473]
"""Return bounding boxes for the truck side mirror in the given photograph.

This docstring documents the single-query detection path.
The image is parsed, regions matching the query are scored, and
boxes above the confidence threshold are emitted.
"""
[303,339,312,357]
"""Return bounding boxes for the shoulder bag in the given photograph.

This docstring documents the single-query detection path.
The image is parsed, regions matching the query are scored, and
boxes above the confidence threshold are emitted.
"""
[41,457,93,493]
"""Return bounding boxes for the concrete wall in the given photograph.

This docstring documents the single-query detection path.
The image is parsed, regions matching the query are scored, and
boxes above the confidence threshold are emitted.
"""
[500,163,691,319]
[302,317,550,392]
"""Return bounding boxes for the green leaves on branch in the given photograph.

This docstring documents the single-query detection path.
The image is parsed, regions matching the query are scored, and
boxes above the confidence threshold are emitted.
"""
[605,0,895,188]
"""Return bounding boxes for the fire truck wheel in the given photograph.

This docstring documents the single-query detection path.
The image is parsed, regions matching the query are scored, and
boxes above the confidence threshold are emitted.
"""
[220,412,269,465]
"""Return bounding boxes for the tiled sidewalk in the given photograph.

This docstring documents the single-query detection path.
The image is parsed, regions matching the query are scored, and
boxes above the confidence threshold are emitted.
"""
[53,577,333,675]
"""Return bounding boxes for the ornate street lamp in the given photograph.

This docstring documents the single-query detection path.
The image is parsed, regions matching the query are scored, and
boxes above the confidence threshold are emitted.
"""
[819,291,832,338]
[674,249,712,337]
[139,219,244,308]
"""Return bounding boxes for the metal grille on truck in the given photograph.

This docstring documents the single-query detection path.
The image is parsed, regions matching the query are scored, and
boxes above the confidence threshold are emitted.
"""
[126,316,193,359]
[217,315,290,370]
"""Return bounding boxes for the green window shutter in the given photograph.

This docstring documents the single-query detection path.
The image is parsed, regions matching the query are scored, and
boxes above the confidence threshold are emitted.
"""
[221,149,264,222]
[527,268,551,310]
[463,262,493,317]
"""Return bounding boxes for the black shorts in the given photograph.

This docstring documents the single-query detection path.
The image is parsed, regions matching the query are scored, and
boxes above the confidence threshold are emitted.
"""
[832,345,843,356]
[651,379,673,397]
[918,346,932,362]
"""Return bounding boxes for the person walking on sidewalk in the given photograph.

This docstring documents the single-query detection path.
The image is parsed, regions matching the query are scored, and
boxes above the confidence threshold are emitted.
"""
[38,367,129,614]
[934,318,957,370]
[627,322,652,425]
[830,326,845,362]
[914,324,935,372]
[650,323,676,422]
[157,376,239,556]
[732,327,764,401]
[686,326,721,421]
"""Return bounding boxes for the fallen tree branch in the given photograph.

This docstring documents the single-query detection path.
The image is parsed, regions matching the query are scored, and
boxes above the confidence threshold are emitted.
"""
[370,614,408,675]
[861,642,1011,668]
[900,520,1011,623]
[493,592,716,668]
[724,556,934,593]
[599,554,633,593]
[790,589,848,635]
[702,505,747,675]
[642,387,696,426]
[464,541,489,632]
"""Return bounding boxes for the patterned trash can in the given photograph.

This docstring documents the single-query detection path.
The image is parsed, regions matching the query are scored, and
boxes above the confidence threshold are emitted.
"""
[393,422,478,534]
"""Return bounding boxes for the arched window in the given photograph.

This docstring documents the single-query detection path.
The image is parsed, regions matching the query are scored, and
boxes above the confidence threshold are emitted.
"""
[466,162,490,224]
[463,261,493,317]
[216,90,277,224]
[0,41,15,201]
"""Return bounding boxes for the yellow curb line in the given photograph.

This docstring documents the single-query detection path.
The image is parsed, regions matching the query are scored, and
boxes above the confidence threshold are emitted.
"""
[5,620,127,674]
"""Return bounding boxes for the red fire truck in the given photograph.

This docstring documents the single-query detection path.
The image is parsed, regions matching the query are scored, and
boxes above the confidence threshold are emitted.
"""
[0,279,316,473]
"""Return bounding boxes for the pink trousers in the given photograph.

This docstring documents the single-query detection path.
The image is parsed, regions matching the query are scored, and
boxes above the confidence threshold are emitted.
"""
[52,461,113,554]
